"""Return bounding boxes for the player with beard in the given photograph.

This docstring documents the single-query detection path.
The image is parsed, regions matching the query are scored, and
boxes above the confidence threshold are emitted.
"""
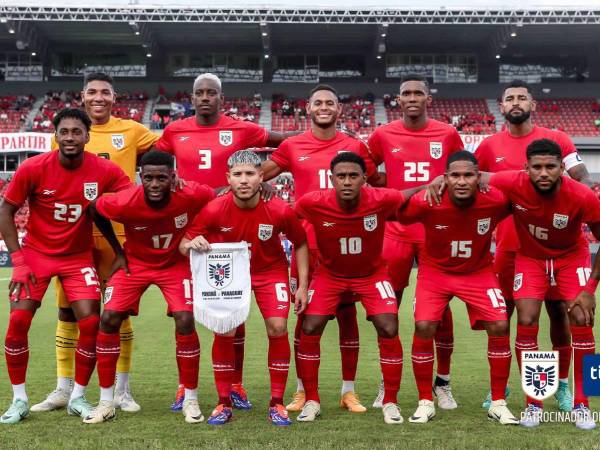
[261,84,383,413]
[475,80,594,410]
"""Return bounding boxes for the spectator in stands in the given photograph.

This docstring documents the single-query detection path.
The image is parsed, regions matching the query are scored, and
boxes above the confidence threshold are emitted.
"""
[151,112,161,130]
[595,118,600,128]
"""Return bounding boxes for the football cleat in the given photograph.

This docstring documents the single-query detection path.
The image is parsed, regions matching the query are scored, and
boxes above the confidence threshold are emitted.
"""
[182,399,204,424]
[339,392,367,413]
[67,396,94,419]
[207,404,233,425]
[296,400,321,422]
[114,388,141,413]
[573,404,596,430]
[409,400,435,424]
[0,399,29,424]
[83,400,116,424]
[268,404,292,426]
[286,391,306,412]
[382,403,404,424]
[487,399,518,425]
[554,381,573,412]
[520,403,542,428]
[170,384,185,412]
[482,387,510,409]
[433,384,457,410]
[372,379,384,408]
[31,388,71,412]
[230,384,252,410]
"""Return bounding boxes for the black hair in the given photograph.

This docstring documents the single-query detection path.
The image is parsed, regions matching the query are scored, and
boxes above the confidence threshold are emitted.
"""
[330,151,366,174]
[503,79,532,96]
[309,84,338,100]
[446,150,479,169]
[83,72,114,90]
[52,108,92,132]
[400,74,429,93]
[140,150,175,169]
[526,139,562,161]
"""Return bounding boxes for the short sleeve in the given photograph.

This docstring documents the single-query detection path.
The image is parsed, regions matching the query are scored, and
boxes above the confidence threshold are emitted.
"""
[269,140,292,171]
[397,194,425,224]
[191,183,216,207]
[489,171,520,193]
[154,125,174,154]
[358,141,377,177]
[449,128,464,153]
[3,162,33,207]
[105,162,133,193]
[185,207,212,239]
[555,130,577,157]
[293,194,311,221]
[242,121,269,149]
[281,205,307,246]
[474,139,491,172]
[134,123,160,154]
[582,190,600,225]
[95,191,129,223]
[367,131,384,166]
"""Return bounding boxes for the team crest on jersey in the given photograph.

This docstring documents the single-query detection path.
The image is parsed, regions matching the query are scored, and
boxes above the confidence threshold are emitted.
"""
[111,134,125,150]
[103,286,113,304]
[207,252,233,289]
[219,130,233,146]
[513,273,523,292]
[364,214,378,232]
[429,142,443,159]
[521,351,558,401]
[83,182,98,201]
[174,213,188,229]
[553,213,569,230]
[477,218,491,235]
[258,224,273,241]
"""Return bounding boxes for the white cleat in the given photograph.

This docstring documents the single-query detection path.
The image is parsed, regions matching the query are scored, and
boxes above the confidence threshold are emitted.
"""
[296,400,320,422]
[30,388,71,412]
[520,403,542,428]
[487,399,518,425]
[182,399,204,424]
[433,384,458,410]
[409,400,435,424]
[83,400,116,424]
[574,404,596,430]
[382,402,404,424]
[372,379,384,408]
[113,389,141,413]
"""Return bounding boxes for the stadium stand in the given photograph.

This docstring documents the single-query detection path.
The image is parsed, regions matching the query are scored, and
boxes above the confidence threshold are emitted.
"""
[0,95,34,132]
[531,98,600,137]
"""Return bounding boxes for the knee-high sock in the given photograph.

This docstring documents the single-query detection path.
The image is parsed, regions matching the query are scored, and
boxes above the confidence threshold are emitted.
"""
[56,320,78,379]
[553,345,572,381]
[96,331,120,388]
[298,332,321,403]
[435,308,454,377]
[488,335,511,401]
[232,324,245,385]
[515,324,541,407]
[412,335,434,401]
[75,315,100,387]
[378,336,403,405]
[212,334,234,406]
[336,303,359,382]
[176,331,200,390]
[116,316,134,374]
[571,325,595,407]
[268,333,290,406]
[5,309,33,385]
[293,316,303,384]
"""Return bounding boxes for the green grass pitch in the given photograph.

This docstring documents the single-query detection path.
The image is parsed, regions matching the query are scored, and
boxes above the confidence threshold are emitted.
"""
[0,268,599,449]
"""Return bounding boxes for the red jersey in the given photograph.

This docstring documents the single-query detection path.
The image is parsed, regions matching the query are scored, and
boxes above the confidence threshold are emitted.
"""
[368,119,463,243]
[475,125,581,252]
[185,194,306,274]
[295,187,406,278]
[399,189,510,273]
[96,182,215,269]
[3,151,130,256]
[155,115,269,187]
[490,171,600,259]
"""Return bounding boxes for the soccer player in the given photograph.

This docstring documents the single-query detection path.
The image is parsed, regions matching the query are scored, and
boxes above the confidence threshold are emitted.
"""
[155,73,299,410]
[293,152,423,425]
[400,151,517,425]
[486,139,600,429]
[367,74,464,409]
[35,72,159,414]
[261,84,383,413]
[180,150,309,426]
[475,80,594,411]
[83,150,215,424]
[0,108,131,424]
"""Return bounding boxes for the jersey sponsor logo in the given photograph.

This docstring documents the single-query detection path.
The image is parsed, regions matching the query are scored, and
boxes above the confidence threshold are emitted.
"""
[42,189,56,196]
[495,157,506,163]
[220,226,233,232]
[219,130,233,147]
[133,226,148,231]
[174,213,188,229]
[552,213,569,230]
[514,204,528,213]
[364,214,378,231]
[179,136,190,141]
[521,351,559,401]
[111,134,125,150]
[513,273,523,291]
[322,221,335,227]
[429,142,443,160]
[207,252,233,289]
[298,156,310,162]
[83,182,98,201]
[477,218,491,235]
[435,224,449,230]
[391,148,402,153]
[103,286,113,304]
[258,223,273,241]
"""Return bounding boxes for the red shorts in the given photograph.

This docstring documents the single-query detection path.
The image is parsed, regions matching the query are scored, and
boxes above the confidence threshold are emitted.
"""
[382,237,423,291]
[493,248,516,302]
[104,261,193,315]
[11,247,100,303]
[513,248,591,302]
[306,266,398,317]
[252,269,291,319]
[289,247,319,295]
[415,265,508,330]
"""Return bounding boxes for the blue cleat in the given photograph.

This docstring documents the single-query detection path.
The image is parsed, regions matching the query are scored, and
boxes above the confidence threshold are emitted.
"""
[554,380,573,412]
[170,384,185,412]
[0,399,29,424]
[268,404,292,426]
[230,384,252,410]
[207,404,233,425]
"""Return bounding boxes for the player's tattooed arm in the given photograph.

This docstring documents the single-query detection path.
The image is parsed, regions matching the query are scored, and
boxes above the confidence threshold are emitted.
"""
[293,241,310,315]
[265,131,303,147]
[179,235,211,257]
[88,202,129,275]
[567,163,594,188]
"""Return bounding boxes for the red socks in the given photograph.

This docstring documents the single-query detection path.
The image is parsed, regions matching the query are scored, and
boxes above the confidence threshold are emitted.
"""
[233,324,245,385]
[176,331,200,390]
[75,314,100,387]
[268,334,290,406]
[378,336,403,405]
[212,334,234,406]
[297,332,321,403]
[435,308,454,377]
[515,324,541,406]
[571,325,595,407]
[336,304,359,382]
[96,331,120,388]
[411,335,434,401]
[5,309,33,385]
[488,335,511,401]
[553,344,572,380]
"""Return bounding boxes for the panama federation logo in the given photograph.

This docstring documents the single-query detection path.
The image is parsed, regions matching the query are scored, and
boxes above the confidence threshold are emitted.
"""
[521,351,558,400]
[364,214,378,232]
[206,251,233,289]
[219,130,233,147]
[111,134,125,150]
[174,213,188,229]
[513,273,523,292]
[429,142,443,159]
[258,224,273,241]
[83,182,98,201]
[103,286,113,304]
[477,218,491,235]
[553,213,569,230]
